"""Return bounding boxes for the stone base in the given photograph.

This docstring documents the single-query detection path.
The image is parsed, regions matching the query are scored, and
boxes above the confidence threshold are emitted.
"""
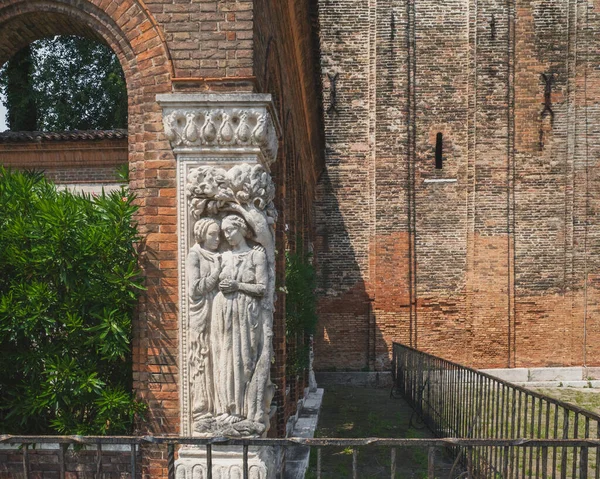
[175,445,277,479]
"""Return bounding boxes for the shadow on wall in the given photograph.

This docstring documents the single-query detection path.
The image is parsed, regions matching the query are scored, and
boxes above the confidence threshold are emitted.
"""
[313,167,389,372]
[138,243,180,435]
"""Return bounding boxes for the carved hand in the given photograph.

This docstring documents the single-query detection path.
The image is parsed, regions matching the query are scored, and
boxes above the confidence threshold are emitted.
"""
[219,279,239,293]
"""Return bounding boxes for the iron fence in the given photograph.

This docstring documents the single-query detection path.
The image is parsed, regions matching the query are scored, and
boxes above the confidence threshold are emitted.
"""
[3,346,600,478]
[2,435,600,479]
[392,342,600,478]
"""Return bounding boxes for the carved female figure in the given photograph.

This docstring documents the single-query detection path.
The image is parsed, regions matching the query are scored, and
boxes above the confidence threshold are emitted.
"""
[211,214,269,433]
[187,217,221,428]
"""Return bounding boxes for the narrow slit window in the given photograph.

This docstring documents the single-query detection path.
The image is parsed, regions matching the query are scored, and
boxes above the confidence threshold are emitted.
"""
[435,132,444,169]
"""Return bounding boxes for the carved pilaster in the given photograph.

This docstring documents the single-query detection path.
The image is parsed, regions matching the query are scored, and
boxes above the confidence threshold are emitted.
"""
[157,94,281,478]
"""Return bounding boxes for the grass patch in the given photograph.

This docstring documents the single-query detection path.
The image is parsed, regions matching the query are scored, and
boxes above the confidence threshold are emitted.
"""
[306,385,452,478]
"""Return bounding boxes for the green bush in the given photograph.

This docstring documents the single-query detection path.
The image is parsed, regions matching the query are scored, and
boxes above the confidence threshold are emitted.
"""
[285,247,317,376]
[0,169,145,435]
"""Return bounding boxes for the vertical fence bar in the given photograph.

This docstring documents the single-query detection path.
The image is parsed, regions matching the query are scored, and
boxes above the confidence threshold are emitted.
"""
[544,401,551,479]
[469,370,475,437]
[580,417,589,479]
[168,443,175,479]
[243,444,249,479]
[536,397,542,477]
[317,447,322,479]
[130,443,137,479]
[23,443,29,479]
[528,396,535,478]
[509,388,517,479]
[552,403,559,479]
[96,443,102,479]
[522,395,529,479]
[499,384,506,474]
[278,444,284,479]
[573,413,580,479]
[485,377,492,475]
[428,447,435,478]
[541,446,549,479]
[59,443,66,479]
[352,448,358,479]
[595,421,600,479]
[516,390,523,478]
[503,445,510,479]
[390,447,396,479]
[442,362,447,435]
[206,444,213,479]
[561,409,569,479]
[460,368,466,438]
[580,417,598,479]
[494,381,501,473]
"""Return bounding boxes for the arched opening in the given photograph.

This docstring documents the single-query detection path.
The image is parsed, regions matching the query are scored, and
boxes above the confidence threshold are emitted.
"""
[0,34,128,191]
[0,1,138,192]
[0,3,137,193]
[1,35,127,132]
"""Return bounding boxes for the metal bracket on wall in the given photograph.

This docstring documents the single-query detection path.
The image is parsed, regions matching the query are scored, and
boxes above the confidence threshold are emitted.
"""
[539,73,556,150]
[327,72,339,114]
[490,13,497,41]
[540,73,556,121]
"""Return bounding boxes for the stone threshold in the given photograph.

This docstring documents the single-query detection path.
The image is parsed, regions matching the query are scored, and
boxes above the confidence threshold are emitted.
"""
[314,371,392,388]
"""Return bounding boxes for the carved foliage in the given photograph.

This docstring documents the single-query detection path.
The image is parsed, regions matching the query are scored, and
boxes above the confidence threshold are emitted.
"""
[186,164,277,223]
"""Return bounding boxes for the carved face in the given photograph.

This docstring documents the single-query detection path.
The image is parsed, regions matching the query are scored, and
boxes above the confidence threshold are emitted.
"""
[203,223,220,251]
[223,223,245,247]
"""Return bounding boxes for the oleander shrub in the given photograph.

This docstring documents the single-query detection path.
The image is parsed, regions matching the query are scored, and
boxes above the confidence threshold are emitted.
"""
[0,169,145,435]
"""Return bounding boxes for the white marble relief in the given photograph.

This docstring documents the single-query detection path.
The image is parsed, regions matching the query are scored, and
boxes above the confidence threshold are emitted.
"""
[184,163,277,437]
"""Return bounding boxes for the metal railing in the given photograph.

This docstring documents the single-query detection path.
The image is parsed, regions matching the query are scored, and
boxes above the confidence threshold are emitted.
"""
[392,342,600,478]
[3,345,600,478]
[3,435,600,479]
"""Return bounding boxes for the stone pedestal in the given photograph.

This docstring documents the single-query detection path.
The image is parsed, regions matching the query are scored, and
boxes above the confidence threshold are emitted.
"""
[175,446,277,479]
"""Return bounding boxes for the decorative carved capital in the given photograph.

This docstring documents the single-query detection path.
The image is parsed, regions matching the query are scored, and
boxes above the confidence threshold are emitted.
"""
[157,94,280,166]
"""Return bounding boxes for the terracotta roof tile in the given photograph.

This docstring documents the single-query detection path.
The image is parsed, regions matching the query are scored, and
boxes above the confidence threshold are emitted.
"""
[0,129,128,143]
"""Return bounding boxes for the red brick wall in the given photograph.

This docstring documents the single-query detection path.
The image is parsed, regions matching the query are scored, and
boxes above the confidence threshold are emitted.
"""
[0,446,139,479]
[315,0,600,371]
[0,137,127,183]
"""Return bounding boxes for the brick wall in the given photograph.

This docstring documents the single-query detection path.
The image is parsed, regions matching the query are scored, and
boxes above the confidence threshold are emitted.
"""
[315,0,600,371]
[0,446,139,479]
[0,136,127,183]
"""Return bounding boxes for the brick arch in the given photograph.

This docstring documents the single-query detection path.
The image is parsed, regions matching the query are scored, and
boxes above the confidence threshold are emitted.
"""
[0,0,173,90]
[0,0,183,442]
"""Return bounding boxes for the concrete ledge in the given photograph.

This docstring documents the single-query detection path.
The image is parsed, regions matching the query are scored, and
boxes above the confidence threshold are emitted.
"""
[514,380,600,389]
[284,388,324,479]
[0,443,133,451]
[480,368,530,382]
[480,367,600,388]
[315,371,392,388]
